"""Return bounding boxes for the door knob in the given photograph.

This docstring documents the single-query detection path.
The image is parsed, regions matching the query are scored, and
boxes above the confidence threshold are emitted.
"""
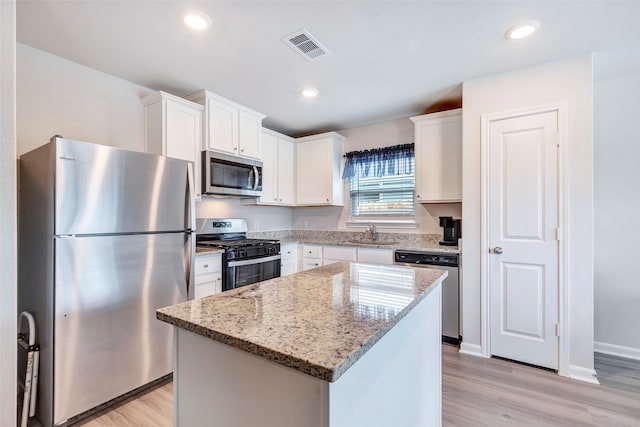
[492,247,503,254]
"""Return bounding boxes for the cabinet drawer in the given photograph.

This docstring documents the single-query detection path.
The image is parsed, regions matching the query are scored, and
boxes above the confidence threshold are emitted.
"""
[302,245,321,259]
[195,254,221,276]
[302,259,322,271]
[280,243,298,261]
[323,246,356,261]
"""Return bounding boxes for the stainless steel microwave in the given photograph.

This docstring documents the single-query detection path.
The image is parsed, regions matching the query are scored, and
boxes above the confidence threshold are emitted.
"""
[201,150,263,198]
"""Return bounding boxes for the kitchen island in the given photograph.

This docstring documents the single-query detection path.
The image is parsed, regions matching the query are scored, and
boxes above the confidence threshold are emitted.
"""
[157,261,446,427]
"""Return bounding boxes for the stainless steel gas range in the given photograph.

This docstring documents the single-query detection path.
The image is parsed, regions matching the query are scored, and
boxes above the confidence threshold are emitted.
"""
[196,218,280,291]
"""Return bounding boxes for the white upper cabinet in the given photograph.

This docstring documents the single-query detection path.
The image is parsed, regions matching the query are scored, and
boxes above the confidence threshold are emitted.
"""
[410,109,462,203]
[187,90,266,160]
[295,132,345,206]
[243,128,295,206]
[251,129,295,206]
[142,91,203,200]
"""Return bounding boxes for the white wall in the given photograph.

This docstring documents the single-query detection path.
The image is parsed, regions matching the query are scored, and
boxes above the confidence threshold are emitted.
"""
[594,71,640,357]
[291,117,462,233]
[0,0,17,422]
[17,44,292,232]
[196,199,292,231]
[17,43,153,155]
[462,55,595,374]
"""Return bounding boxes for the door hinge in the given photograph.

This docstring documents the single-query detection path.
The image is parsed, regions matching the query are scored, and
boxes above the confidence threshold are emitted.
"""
[555,323,560,337]
[555,228,560,241]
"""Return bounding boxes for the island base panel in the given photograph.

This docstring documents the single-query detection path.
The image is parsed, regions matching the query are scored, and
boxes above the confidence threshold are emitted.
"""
[174,284,442,426]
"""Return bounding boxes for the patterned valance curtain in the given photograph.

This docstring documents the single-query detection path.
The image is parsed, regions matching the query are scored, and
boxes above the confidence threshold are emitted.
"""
[342,143,414,179]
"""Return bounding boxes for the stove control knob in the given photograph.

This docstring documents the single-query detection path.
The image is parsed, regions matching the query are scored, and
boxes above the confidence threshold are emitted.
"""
[238,250,247,258]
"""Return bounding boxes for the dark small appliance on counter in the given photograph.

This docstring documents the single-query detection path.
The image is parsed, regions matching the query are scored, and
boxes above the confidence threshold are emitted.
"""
[439,216,461,246]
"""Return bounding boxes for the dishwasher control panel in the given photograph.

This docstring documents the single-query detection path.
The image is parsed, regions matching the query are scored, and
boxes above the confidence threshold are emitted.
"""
[394,250,459,267]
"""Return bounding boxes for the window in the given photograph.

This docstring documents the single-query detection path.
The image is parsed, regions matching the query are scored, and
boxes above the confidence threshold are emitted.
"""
[343,143,415,218]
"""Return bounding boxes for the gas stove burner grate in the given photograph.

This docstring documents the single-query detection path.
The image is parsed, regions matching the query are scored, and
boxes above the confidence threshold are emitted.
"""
[196,238,279,249]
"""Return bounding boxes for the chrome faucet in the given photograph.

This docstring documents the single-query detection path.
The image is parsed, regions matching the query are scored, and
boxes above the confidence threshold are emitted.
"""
[367,223,378,241]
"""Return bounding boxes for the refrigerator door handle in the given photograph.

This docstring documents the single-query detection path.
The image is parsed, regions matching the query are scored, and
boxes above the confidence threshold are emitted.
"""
[185,233,195,300]
[185,164,196,231]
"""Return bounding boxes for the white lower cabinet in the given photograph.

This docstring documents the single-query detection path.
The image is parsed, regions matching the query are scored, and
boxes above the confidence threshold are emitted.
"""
[302,244,391,269]
[280,243,299,277]
[356,248,394,265]
[302,245,322,271]
[322,246,356,266]
[194,253,222,298]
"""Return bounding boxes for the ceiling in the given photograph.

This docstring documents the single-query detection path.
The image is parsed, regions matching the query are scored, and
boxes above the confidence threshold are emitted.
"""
[16,1,640,136]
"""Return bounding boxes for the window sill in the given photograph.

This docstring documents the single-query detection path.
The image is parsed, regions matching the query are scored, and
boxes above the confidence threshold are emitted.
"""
[346,219,419,229]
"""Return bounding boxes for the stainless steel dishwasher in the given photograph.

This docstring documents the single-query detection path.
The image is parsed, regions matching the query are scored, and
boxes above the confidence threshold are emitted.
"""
[394,250,460,344]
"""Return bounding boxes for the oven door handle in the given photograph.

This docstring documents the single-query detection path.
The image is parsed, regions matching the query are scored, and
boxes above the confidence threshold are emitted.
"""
[227,254,281,267]
[252,166,260,190]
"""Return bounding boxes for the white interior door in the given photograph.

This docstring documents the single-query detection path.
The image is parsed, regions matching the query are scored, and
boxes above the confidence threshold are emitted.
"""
[489,110,559,369]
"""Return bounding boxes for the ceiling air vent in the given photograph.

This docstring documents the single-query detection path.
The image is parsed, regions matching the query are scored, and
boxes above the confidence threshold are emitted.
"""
[281,29,331,61]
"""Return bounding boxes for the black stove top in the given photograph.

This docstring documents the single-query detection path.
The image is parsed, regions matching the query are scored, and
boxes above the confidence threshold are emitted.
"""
[197,238,279,249]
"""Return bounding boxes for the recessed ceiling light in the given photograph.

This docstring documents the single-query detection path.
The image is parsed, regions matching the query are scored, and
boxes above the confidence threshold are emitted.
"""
[301,88,319,98]
[505,20,540,40]
[181,9,211,31]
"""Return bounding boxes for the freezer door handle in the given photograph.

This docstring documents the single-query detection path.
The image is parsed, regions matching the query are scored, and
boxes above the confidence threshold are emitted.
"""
[186,163,196,231]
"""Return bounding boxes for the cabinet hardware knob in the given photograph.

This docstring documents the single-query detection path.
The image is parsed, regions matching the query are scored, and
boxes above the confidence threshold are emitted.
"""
[279,198,282,201]
[233,147,238,151]
[241,148,245,152]
[287,251,291,254]
[326,198,329,202]
[203,264,208,268]
[492,247,504,254]
[274,198,277,201]
[417,195,421,198]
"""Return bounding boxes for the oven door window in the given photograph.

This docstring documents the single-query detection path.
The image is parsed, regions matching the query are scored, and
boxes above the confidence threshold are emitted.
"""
[210,159,255,190]
[226,258,280,291]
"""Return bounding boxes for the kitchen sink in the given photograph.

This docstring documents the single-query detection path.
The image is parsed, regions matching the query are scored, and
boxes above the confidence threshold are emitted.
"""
[344,240,398,246]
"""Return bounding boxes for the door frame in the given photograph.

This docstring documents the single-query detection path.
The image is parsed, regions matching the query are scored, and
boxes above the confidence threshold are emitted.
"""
[480,102,569,377]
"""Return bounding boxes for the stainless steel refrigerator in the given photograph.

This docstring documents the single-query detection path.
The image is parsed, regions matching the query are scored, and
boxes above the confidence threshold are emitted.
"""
[18,137,195,426]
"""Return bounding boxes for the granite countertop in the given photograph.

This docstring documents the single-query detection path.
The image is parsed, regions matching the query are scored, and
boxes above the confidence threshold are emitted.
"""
[278,236,459,253]
[266,229,460,253]
[157,261,446,382]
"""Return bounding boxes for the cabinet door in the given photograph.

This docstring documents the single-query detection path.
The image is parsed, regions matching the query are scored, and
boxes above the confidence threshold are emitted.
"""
[165,101,200,163]
[277,138,295,205]
[296,139,330,205]
[415,113,462,202]
[281,262,297,277]
[357,248,394,265]
[238,111,262,159]
[323,246,356,261]
[208,99,238,154]
[258,132,278,204]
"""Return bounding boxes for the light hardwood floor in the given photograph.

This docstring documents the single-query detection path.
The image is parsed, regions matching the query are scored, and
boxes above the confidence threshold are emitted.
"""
[31,345,640,426]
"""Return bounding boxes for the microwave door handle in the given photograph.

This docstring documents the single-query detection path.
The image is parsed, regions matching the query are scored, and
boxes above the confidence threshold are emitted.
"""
[252,166,259,190]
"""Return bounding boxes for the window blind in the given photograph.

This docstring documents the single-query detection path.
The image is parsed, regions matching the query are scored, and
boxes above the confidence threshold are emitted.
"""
[349,158,415,217]
[344,143,415,217]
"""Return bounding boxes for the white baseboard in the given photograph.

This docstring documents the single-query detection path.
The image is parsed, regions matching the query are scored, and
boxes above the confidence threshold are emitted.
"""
[568,365,599,385]
[595,341,640,361]
[459,342,484,357]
